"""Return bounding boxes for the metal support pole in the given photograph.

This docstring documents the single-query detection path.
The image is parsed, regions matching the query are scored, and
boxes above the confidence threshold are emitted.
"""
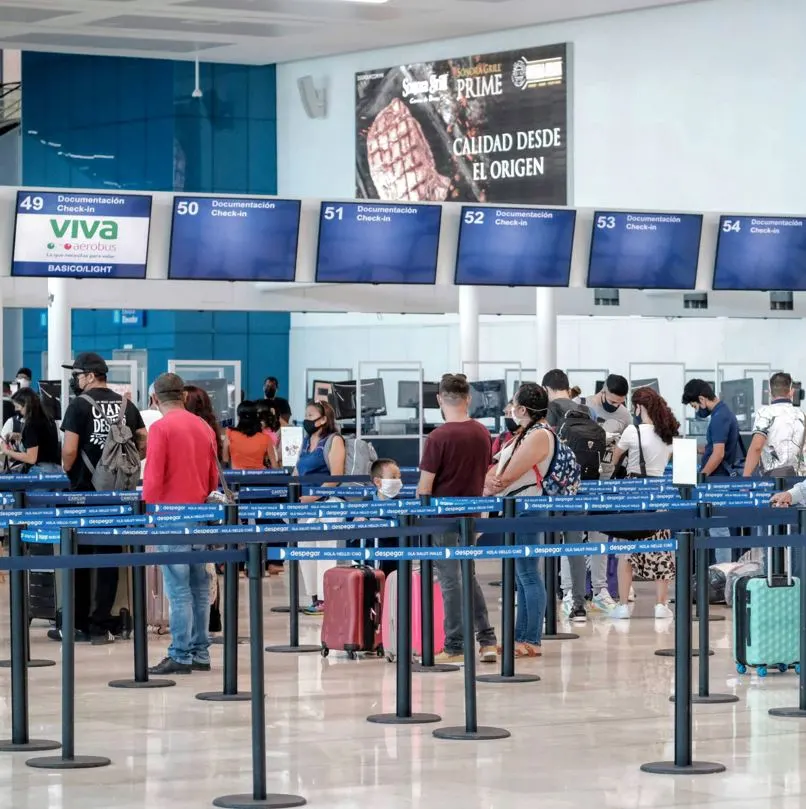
[642,531,725,775]
[478,498,539,684]
[412,494,458,674]
[368,516,441,725]
[266,482,318,654]
[0,525,61,752]
[198,504,251,702]
[433,517,510,741]
[109,498,174,689]
[542,525,578,641]
[27,528,112,770]
[769,508,806,718]
[213,543,307,809]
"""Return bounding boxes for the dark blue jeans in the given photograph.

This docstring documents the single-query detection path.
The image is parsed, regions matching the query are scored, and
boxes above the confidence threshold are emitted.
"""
[515,537,546,646]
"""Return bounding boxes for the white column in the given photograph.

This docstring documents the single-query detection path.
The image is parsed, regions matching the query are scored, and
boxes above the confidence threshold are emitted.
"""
[47,278,71,381]
[536,288,557,375]
[458,286,479,380]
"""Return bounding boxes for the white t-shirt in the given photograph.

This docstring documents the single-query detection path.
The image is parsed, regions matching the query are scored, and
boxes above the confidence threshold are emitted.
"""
[140,409,163,431]
[752,402,806,474]
[617,424,672,477]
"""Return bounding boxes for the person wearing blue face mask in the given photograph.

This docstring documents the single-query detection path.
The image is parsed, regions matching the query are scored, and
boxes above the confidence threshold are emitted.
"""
[682,379,743,563]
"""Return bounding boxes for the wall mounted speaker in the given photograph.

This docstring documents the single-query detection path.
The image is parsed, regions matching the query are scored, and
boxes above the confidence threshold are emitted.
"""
[297,75,327,119]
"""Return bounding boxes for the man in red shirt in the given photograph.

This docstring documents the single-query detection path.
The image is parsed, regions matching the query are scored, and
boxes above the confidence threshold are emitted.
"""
[144,373,219,676]
[418,373,497,665]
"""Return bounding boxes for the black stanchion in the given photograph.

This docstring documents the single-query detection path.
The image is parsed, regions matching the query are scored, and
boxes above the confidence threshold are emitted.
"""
[27,528,112,770]
[109,528,175,689]
[674,504,737,705]
[769,508,806,719]
[368,516,441,725]
[542,526,578,641]
[433,517,510,741]
[199,505,251,702]
[266,482,319,654]
[478,498,540,685]
[692,498,725,624]
[413,494,459,674]
[0,524,61,753]
[213,542,306,809]
[642,531,725,775]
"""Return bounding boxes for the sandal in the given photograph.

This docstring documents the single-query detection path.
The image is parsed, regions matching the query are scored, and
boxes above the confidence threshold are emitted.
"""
[515,643,542,657]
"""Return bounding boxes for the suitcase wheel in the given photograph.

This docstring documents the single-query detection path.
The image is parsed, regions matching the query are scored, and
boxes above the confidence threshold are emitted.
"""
[376,646,384,658]
[347,650,358,661]
[797,665,801,675]
[736,664,747,675]
[778,663,789,674]
[757,666,768,678]
[321,646,329,658]
[386,652,396,663]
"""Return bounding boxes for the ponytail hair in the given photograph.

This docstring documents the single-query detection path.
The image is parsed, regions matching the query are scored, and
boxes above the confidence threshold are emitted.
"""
[632,387,680,445]
[512,383,549,452]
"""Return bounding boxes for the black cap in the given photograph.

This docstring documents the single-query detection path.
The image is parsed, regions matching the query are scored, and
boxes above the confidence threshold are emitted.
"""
[62,352,108,375]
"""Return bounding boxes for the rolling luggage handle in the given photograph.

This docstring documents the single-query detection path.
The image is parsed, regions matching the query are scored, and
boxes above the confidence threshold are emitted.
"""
[769,508,806,718]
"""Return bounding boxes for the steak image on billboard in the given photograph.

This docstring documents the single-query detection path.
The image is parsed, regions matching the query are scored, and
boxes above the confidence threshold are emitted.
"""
[355,43,568,205]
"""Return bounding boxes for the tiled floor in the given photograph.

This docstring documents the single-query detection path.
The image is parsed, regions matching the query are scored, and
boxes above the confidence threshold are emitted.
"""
[1,566,805,809]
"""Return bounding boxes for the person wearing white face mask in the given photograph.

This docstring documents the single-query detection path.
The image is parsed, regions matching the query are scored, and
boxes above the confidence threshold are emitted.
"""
[369,458,404,578]
[14,368,32,390]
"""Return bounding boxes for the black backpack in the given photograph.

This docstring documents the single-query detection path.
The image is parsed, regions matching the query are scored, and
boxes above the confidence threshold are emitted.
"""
[557,408,607,480]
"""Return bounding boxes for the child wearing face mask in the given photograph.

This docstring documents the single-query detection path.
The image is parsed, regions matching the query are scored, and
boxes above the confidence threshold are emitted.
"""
[367,458,404,578]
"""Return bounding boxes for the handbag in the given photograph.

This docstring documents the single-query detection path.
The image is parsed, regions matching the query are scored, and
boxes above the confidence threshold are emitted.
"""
[607,426,656,541]
[207,454,236,505]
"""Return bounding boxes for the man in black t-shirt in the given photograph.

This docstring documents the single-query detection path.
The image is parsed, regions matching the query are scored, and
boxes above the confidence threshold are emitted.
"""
[258,375,291,427]
[55,353,147,643]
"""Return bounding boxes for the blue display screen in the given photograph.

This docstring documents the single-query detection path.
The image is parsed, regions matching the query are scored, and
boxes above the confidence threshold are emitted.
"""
[587,211,703,289]
[713,215,806,290]
[12,190,152,279]
[454,207,576,286]
[168,196,300,281]
[316,202,442,284]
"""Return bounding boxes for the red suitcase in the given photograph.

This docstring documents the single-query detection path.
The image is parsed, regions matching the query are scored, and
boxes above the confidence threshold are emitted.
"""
[320,566,385,659]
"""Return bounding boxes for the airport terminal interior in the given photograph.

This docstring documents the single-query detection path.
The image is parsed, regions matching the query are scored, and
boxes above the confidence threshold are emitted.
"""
[0,0,806,806]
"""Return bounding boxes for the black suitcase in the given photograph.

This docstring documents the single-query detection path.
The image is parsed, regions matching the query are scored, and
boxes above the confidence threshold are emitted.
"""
[27,544,57,621]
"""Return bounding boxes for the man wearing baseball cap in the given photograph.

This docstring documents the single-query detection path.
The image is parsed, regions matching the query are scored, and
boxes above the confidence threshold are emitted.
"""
[55,352,147,643]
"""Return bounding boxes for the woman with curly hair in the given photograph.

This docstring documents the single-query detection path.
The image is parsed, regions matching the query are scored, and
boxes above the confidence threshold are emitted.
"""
[183,385,224,461]
[610,387,680,620]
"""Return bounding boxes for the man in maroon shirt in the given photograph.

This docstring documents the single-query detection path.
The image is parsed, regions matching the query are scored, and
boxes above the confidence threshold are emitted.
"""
[418,373,497,664]
[145,373,219,676]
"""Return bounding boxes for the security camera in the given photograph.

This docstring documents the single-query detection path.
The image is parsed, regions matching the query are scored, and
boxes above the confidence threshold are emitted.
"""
[192,87,203,99]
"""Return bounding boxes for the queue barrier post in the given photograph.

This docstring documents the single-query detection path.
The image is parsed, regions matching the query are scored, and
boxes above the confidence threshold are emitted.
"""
[266,482,319,655]
[368,516,441,725]
[478,497,539,685]
[769,507,806,719]
[109,499,175,690]
[693,496,725,624]
[211,506,249,648]
[199,504,251,702]
[542,523,578,642]
[413,494,459,674]
[656,488,713,659]
[27,527,112,770]
[0,496,55,670]
[213,542,307,809]
[0,524,61,752]
[641,531,725,775]
[433,516,510,741]
[680,503,737,705]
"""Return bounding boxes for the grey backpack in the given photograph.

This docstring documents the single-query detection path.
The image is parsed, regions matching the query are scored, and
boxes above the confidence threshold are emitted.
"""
[324,433,378,476]
[80,394,141,491]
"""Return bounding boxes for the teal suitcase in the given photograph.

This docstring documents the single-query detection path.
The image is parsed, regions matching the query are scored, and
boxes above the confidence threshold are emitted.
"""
[733,550,800,677]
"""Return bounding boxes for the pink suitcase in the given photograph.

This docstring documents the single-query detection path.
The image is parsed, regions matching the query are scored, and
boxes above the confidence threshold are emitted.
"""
[147,565,170,635]
[382,570,445,662]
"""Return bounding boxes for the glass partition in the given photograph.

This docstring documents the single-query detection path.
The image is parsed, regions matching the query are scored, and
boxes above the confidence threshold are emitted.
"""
[629,362,686,431]
[566,369,608,399]
[168,360,241,427]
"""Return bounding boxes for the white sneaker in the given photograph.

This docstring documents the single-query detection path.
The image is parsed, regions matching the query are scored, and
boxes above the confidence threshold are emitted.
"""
[592,588,616,613]
[561,591,573,617]
[628,586,636,603]
[654,603,674,620]
[611,604,631,620]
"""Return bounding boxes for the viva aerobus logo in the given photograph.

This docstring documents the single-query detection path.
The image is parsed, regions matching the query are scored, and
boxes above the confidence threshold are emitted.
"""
[46,218,119,251]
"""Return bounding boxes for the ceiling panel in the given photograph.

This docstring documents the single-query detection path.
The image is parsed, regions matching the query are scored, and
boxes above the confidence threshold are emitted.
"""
[0,0,709,64]
[0,31,228,52]
[89,14,312,38]
[0,5,73,23]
